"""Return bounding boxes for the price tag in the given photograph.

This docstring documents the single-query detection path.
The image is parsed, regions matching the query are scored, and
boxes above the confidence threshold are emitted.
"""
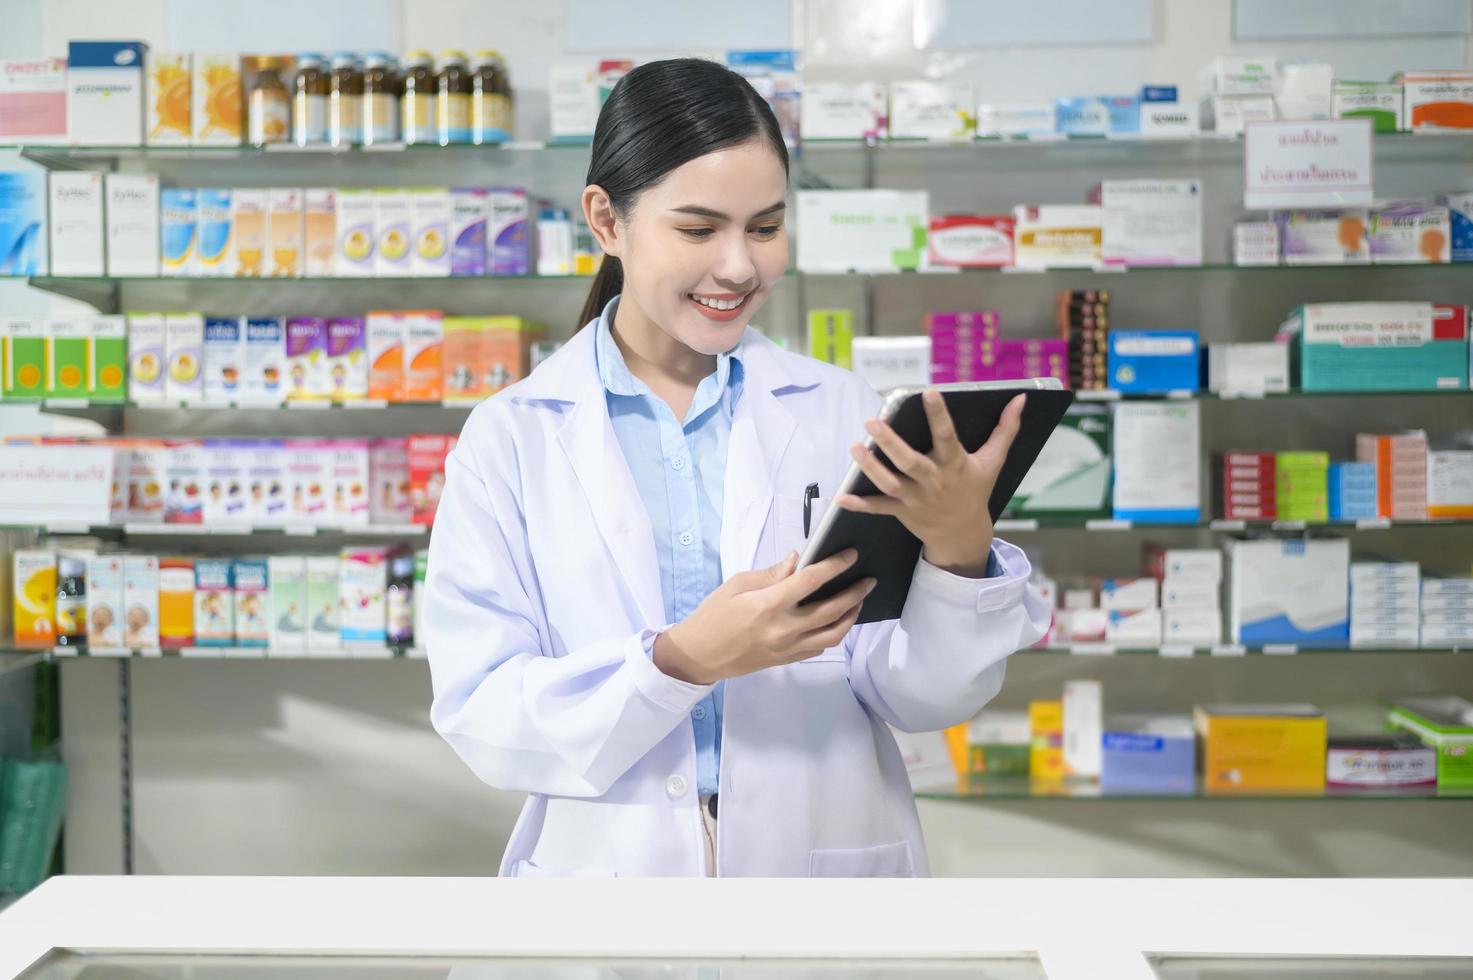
[1210,644,1247,657]
[1158,645,1196,658]
[1070,643,1117,656]
[1262,644,1299,656]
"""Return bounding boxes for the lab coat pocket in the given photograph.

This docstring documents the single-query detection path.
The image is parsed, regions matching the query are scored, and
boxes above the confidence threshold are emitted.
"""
[510,859,620,878]
[808,840,915,878]
[773,495,830,559]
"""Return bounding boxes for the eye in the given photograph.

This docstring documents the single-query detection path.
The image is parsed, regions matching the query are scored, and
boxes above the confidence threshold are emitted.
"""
[680,227,715,240]
[751,225,783,238]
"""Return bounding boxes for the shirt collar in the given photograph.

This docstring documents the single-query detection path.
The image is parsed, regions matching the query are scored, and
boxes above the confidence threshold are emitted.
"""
[594,294,744,402]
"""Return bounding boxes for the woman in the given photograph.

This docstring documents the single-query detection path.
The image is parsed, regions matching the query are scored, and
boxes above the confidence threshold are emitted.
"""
[425,58,1048,878]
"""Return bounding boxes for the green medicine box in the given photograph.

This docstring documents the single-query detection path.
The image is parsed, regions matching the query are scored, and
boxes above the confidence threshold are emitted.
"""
[1387,696,1473,789]
[2,319,46,400]
[90,316,127,403]
[46,319,89,399]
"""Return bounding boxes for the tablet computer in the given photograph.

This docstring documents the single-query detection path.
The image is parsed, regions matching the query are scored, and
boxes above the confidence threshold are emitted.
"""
[796,378,1075,624]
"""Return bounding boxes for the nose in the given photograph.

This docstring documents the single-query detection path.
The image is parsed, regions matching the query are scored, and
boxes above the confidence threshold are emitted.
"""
[714,232,758,291]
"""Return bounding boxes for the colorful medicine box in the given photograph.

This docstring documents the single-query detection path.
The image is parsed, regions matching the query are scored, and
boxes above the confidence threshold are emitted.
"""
[1196,704,1327,793]
[1108,330,1200,393]
[1387,697,1473,789]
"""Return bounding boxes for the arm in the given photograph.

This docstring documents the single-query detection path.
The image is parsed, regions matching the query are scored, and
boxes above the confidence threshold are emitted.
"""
[425,428,712,798]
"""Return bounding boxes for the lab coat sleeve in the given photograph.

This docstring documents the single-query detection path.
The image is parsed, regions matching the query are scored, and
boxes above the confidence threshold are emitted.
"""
[425,430,714,798]
[838,382,1051,733]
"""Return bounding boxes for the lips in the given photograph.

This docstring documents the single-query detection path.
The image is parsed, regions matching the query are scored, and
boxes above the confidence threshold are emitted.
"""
[687,291,752,322]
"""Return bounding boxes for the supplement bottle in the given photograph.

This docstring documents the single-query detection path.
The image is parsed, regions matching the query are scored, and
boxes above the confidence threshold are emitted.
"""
[436,50,472,145]
[362,51,401,146]
[386,554,414,647]
[292,53,330,146]
[400,49,436,146]
[56,554,87,647]
[472,49,513,144]
[329,51,363,148]
[248,56,291,146]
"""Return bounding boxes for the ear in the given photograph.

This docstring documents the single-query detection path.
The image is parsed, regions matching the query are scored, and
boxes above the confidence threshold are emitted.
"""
[581,184,623,259]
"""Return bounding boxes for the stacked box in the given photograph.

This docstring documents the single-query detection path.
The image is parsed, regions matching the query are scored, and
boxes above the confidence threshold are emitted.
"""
[975,338,1067,384]
[1215,451,1277,521]
[1356,431,1429,521]
[1195,704,1327,793]
[1056,290,1109,391]
[1329,462,1378,521]
[1426,432,1473,520]
[1229,538,1350,648]
[1159,548,1222,647]
[807,309,854,370]
[1028,699,1065,782]
[1101,714,1195,795]
[1107,330,1200,394]
[1207,342,1290,394]
[1388,697,1473,789]
[1280,303,1469,392]
[1326,735,1436,793]
[965,710,1030,778]
[1422,577,1473,648]
[1350,562,1420,649]
[925,310,999,382]
[1275,451,1329,523]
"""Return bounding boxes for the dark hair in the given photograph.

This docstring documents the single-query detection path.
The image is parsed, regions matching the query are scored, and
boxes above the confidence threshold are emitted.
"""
[578,58,790,329]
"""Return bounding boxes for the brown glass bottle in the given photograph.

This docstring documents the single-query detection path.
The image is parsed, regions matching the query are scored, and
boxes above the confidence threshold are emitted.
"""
[362,52,400,145]
[329,52,363,147]
[292,53,329,145]
[400,49,436,146]
[248,56,290,146]
[436,49,472,145]
[472,49,513,144]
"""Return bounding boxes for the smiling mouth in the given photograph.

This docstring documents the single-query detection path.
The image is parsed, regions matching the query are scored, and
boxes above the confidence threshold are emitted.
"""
[687,292,752,312]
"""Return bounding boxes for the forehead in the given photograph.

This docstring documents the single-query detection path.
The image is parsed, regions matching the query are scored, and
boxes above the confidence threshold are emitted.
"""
[642,140,788,212]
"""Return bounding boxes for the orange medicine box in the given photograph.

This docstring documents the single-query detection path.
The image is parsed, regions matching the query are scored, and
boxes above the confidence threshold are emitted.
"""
[483,316,543,394]
[441,316,488,402]
[402,309,444,401]
[158,556,195,649]
[1195,703,1327,793]
[366,310,405,401]
[1029,699,1065,781]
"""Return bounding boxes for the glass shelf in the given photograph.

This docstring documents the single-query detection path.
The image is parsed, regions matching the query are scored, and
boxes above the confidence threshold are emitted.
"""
[1026,645,1467,657]
[30,645,424,660]
[993,517,1473,532]
[0,651,46,679]
[920,775,1473,802]
[8,522,429,539]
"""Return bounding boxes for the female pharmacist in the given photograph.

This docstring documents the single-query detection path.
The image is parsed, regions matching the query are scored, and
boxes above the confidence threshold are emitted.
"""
[425,59,1048,877]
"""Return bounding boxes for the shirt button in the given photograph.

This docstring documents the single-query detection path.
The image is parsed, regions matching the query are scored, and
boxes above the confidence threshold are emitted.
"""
[672,456,686,471]
[693,705,707,720]
[679,531,694,547]
[666,775,688,799]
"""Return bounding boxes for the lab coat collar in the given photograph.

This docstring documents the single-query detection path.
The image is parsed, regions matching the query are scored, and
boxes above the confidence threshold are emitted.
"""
[515,308,825,625]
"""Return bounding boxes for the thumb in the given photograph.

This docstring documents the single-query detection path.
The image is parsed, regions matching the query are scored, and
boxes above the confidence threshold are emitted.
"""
[726,552,798,593]
[766,550,799,583]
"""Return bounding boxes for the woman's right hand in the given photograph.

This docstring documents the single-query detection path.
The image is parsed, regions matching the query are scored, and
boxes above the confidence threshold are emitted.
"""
[652,549,876,685]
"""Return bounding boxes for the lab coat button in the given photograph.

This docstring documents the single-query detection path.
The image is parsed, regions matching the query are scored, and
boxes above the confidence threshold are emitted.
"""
[666,775,688,799]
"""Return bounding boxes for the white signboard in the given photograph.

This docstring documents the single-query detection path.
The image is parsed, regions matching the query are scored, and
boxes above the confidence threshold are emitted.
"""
[1244,119,1374,209]
[0,445,113,525]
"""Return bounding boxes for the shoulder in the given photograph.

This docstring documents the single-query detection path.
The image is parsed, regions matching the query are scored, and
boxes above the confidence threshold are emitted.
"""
[741,328,883,418]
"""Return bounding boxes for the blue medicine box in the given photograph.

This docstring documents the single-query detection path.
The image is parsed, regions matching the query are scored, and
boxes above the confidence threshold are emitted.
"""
[1329,462,1378,521]
[1108,330,1201,393]
[1055,97,1109,136]
[1101,715,1195,794]
[1141,85,1179,103]
[1105,95,1141,133]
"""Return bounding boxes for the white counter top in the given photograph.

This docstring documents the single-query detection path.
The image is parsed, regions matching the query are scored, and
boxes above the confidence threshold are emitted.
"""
[2,876,1471,980]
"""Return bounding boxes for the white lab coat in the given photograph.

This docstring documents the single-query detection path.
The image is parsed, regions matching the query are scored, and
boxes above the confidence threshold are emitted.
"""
[425,322,1049,877]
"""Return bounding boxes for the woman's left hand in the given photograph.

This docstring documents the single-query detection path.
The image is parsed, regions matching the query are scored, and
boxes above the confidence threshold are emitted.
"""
[837,390,1026,578]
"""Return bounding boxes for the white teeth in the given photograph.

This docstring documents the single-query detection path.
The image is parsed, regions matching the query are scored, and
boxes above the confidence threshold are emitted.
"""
[690,294,744,311]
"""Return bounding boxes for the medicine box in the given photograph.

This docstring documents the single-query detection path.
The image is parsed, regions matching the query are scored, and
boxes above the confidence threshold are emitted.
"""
[889,81,975,141]
[1233,221,1279,266]
[851,336,930,392]
[1397,71,1473,132]
[203,315,244,405]
[232,558,269,647]
[1332,81,1403,132]
[1387,697,1473,788]
[1011,205,1102,269]
[0,170,47,276]
[79,553,122,651]
[335,189,374,277]
[159,187,195,276]
[1208,343,1289,395]
[1276,210,1370,265]
[403,310,445,402]
[800,82,887,139]
[1440,191,1473,263]
[267,556,307,651]
[284,438,330,524]
[105,173,160,277]
[409,434,453,525]
[1230,539,1349,647]
[164,313,204,404]
[410,188,452,277]
[48,171,105,276]
[267,188,304,277]
[488,187,530,276]
[89,316,127,402]
[305,555,341,654]
[1028,700,1065,782]
[326,316,367,402]
[1062,680,1102,779]
[304,188,335,276]
[367,311,406,401]
[965,710,1030,778]
[284,316,328,401]
[0,57,67,144]
[927,215,1013,269]
[1100,578,1158,612]
[146,51,191,145]
[241,316,285,407]
[450,189,487,277]
[228,189,265,277]
[243,440,286,524]
[807,310,854,370]
[192,53,242,145]
[1369,203,1451,264]
[369,438,411,525]
[44,319,89,399]
[193,558,233,647]
[796,190,929,273]
[158,557,194,648]
[1200,56,1278,96]
[975,103,1055,139]
[373,189,412,277]
[328,439,370,527]
[1283,302,1468,392]
[1054,96,1109,136]
[1196,704,1326,793]
[67,41,146,145]
[201,439,246,525]
[1108,331,1199,394]
[1201,94,1276,134]
[1092,179,1202,267]
[1102,715,1195,794]
[1106,608,1161,645]
[340,547,390,646]
[1326,736,1436,791]
[1164,608,1222,646]
[123,554,159,649]
[194,188,234,277]
[1003,405,1110,520]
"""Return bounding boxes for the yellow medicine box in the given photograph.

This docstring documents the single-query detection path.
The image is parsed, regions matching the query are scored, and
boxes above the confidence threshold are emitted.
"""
[1195,704,1326,794]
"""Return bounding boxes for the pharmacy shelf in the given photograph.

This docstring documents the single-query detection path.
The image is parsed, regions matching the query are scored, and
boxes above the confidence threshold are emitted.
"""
[1029,644,1468,657]
[919,777,1473,802]
[0,652,46,679]
[993,517,1473,533]
[36,645,425,660]
[28,397,481,425]
[10,522,429,540]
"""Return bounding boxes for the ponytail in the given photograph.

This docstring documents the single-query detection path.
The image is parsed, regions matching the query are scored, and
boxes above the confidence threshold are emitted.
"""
[578,255,624,331]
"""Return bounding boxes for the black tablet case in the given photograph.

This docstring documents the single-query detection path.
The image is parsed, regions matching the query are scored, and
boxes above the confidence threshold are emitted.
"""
[798,386,1075,624]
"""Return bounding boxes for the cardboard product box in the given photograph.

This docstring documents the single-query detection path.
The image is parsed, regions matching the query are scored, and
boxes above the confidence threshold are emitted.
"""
[1233,221,1280,266]
[229,188,267,277]
[267,555,307,652]
[67,41,146,145]
[1162,576,1219,610]
[1112,402,1200,524]
[483,317,541,394]
[367,311,406,401]
[0,170,47,276]
[266,188,303,278]
[241,316,285,407]
[1441,191,1473,263]
[232,557,269,647]
[800,82,887,140]
[1387,696,1473,788]
[243,439,287,524]
[1054,96,1110,136]
[1207,343,1290,395]
[305,555,341,654]
[1,318,44,400]
[1028,700,1065,782]
[410,188,451,277]
[284,317,328,401]
[122,440,166,522]
[965,710,1030,778]
[158,556,194,649]
[450,188,488,277]
[1003,404,1110,521]
[335,189,375,278]
[1099,578,1158,612]
[193,188,234,277]
[1200,94,1276,134]
[927,215,1013,269]
[1329,462,1379,521]
[192,53,243,146]
[369,438,411,525]
[889,81,975,141]
[1102,715,1195,794]
[1284,303,1468,393]
[1332,81,1403,132]
[1062,680,1102,779]
[1138,100,1199,138]
[1326,735,1436,792]
[1163,608,1222,646]
[1275,210,1370,265]
[1196,704,1326,793]
[403,310,445,402]
[1369,203,1451,264]
[159,187,195,277]
[340,547,391,646]
[408,434,454,525]
[202,315,244,406]
[145,51,191,145]
[201,438,247,526]
[1108,330,1199,393]
[0,56,67,144]
[1396,71,1473,132]
[796,190,929,273]
[1012,205,1102,269]
[975,103,1055,139]
[162,439,205,524]
[326,316,368,402]
[122,554,159,649]
[1275,63,1333,121]
[412,550,428,651]
[487,187,530,276]
[548,61,632,143]
[11,550,56,649]
[1426,432,1473,520]
[284,438,331,525]
[328,439,371,528]
[1200,56,1278,96]
[48,171,105,276]
[44,319,89,399]
[1230,538,1349,647]
[105,173,160,277]
[442,316,489,402]
[1091,179,1202,267]
[1106,608,1161,645]
[851,336,930,393]
[304,188,335,276]
[373,189,412,277]
[807,309,854,369]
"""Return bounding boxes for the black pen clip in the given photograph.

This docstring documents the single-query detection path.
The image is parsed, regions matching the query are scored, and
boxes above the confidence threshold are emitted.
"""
[803,483,819,537]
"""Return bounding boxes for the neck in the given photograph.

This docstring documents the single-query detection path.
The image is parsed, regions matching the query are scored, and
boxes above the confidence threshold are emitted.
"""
[611,294,716,391]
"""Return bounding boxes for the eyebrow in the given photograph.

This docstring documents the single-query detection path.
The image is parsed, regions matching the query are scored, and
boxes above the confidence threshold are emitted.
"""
[670,201,787,221]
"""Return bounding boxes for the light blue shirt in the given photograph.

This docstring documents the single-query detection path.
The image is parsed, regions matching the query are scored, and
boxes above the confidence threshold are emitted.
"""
[594,296,741,797]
